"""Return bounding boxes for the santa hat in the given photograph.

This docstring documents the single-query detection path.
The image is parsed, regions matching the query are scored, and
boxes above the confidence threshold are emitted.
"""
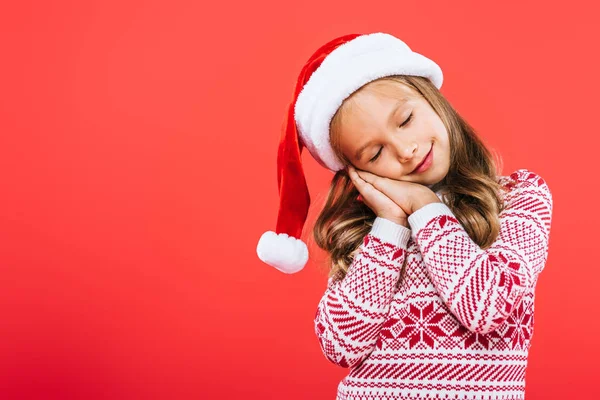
[256,32,444,274]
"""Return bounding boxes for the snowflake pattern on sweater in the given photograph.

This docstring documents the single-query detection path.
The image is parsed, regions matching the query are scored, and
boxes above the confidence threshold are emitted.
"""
[314,169,553,400]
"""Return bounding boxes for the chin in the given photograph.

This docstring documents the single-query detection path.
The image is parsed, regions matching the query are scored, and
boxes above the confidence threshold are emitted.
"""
[417,172,445,188]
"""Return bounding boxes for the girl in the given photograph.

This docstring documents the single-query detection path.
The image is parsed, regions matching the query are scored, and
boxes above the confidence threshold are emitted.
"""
[256,32,553,400]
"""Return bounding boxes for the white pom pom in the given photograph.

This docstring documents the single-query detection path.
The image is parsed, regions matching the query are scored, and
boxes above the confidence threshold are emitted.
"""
[256,231,309,274]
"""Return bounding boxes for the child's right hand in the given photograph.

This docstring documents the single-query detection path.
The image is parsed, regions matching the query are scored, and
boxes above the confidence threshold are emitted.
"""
[348,165,409,227]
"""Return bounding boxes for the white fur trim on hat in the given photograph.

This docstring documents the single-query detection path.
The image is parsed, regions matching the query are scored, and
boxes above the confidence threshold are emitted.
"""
[294,32,444,172]
[256,230,309,274]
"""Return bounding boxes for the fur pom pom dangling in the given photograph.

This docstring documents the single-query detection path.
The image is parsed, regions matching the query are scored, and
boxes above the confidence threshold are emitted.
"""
[256,231,309,274]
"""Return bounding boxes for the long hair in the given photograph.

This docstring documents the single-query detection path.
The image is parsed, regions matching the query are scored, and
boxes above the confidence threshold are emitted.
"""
[311,75,508,285]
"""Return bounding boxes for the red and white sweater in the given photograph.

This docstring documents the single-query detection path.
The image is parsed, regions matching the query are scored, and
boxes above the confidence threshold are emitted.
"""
[314,169,553,400]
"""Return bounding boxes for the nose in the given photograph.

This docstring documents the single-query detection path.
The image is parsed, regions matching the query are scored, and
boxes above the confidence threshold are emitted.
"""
[394,140,418,163]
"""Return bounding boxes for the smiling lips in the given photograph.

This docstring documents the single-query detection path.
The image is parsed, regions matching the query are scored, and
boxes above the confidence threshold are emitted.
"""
[411,145,434,174]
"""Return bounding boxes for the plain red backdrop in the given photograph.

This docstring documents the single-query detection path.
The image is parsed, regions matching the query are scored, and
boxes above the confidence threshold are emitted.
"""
[0,1,598,399]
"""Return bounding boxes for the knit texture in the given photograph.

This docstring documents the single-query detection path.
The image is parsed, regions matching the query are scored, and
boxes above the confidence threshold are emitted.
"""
[314,169,553,400]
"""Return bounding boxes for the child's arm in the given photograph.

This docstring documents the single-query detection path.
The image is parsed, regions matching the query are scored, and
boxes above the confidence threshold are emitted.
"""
[314,217,411,369]
[407,168,553,334]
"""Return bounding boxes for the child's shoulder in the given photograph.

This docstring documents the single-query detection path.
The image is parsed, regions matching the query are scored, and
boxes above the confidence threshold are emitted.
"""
[498,168,549,189]
[498,168,552,201]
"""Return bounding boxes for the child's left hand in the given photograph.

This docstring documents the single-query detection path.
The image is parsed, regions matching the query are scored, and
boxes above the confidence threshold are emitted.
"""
[350,166,441,215]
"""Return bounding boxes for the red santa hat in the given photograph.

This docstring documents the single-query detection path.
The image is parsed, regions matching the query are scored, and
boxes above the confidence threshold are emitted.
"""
[256,32,444,274]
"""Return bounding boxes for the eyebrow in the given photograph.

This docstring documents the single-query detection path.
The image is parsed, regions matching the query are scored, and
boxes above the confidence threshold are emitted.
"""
[354,98,408,161]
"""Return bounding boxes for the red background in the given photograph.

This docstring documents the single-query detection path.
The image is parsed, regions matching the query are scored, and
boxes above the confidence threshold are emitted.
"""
[0,1,598,399]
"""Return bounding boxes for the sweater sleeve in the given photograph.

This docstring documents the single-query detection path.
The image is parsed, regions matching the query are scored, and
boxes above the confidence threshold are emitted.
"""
[313,217,412,369]
[407,168,553,335]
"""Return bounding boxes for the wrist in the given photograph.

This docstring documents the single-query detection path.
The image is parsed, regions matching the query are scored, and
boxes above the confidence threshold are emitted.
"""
[411,196,442,214]
[379,215,408,227]
[371,217,412,247]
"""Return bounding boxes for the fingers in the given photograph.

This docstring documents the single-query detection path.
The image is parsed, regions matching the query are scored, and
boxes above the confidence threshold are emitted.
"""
[348,166,368,190]
[354,168,385,191]
[348,165,405,219]
[349,166,384,196]
[349,166,384,200]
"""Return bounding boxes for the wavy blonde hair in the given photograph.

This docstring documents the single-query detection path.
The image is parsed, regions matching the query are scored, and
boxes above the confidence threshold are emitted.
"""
[311,75,508,284]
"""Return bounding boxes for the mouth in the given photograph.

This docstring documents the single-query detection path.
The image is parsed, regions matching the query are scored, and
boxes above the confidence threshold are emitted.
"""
[410,144,434,174]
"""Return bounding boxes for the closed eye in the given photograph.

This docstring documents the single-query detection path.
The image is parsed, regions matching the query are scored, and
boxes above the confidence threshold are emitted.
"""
[368,112,414,163]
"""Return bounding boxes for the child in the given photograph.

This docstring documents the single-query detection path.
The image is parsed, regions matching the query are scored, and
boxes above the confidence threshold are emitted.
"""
[256,32,553,400]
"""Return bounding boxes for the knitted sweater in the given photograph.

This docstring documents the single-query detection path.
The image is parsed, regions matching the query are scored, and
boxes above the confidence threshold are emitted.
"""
[314,169,553,400]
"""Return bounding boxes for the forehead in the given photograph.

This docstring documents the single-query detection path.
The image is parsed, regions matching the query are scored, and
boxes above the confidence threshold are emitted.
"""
[361,79,415,98]
[342,82,414,127]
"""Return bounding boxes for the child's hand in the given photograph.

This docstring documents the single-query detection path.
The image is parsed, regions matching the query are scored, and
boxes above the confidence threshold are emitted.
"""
[348,165,408,226]
[349,166,440,216]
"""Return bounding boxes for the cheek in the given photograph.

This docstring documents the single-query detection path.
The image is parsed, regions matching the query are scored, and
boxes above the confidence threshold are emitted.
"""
[424,120,447,145]
[415,116,438,139]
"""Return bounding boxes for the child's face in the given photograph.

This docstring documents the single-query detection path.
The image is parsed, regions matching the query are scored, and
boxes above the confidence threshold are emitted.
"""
[336,81,450,187]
